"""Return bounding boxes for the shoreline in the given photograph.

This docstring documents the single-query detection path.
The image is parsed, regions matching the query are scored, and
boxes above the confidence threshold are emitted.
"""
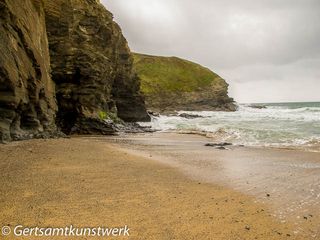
[0,136,319,239]
[137,130,320,153]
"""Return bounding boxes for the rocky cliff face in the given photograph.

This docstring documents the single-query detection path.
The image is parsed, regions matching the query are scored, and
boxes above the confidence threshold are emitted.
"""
[133,53,236,113]
[0,0,150,142]
[44,0,150,134]
[0,0,57,142]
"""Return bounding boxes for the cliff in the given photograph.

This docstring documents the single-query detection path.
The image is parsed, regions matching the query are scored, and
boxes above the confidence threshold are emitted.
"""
[133,53,236,112]
[44,0,150,134]
[0,0,57,142]
[0,0,149,142]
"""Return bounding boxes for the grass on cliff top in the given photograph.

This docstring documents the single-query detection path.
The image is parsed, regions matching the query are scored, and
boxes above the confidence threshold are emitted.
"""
[133,53,226,95]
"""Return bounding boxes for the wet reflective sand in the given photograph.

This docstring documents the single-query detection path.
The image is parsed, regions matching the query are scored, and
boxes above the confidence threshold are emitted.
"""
[99,132,320,237]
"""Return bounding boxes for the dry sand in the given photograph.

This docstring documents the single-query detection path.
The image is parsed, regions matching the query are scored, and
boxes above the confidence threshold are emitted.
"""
[0,136,318,239]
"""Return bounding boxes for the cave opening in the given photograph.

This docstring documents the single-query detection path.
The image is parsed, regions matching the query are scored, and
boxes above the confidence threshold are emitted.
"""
[56,109,78,135]
[54,68,82,134]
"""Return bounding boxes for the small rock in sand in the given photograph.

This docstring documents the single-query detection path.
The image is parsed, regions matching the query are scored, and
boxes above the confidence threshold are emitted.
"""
[205,142,233,147]
[216,146,227,150]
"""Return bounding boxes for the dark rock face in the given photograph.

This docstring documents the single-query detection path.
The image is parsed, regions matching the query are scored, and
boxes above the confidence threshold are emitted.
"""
[44,0,150,134]
[0,0,150,142]
[0,0,57,142]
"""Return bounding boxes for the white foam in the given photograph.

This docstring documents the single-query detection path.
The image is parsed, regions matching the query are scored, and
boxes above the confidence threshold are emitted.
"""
[139,104,320,150]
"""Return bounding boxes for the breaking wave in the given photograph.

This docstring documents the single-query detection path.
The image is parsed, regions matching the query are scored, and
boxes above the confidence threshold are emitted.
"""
[139,102,320,151]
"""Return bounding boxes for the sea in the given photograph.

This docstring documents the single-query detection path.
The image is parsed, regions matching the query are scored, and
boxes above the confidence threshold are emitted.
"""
[139,102,320,151]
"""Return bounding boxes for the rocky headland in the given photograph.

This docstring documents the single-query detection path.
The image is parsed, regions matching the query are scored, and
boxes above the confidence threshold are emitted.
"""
[133,53,236,113]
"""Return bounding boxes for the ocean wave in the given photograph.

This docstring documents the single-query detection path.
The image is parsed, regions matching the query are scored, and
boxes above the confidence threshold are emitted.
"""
[139,103,320,151]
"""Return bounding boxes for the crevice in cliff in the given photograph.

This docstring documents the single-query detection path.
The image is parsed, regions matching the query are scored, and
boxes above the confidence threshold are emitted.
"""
[54,82,79,134]
[111,74,150,122]
[19,105,39,130]
[56,109,78,134]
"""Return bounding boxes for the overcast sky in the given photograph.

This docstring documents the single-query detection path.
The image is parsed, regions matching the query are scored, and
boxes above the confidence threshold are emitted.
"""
[102,0,320,103]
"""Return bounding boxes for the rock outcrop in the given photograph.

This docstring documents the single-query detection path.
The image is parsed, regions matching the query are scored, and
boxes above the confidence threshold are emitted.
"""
[0,0,150,142]
[44,0,150,134]
[0,0,57,142]
[133,53,236,113]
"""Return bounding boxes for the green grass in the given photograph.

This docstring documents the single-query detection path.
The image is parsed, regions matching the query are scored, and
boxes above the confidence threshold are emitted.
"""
[133,53,226,95]
[98,111,123,124]
[98,111,108,120]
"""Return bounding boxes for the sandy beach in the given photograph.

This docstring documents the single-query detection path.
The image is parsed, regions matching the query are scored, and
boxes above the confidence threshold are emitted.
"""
[1,0,319,239]
[0,134,319,239]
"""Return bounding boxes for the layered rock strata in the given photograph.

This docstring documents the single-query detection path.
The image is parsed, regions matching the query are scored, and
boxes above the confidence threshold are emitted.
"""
[0,0,150,142]
[44,0,150,134]
[0,0,57,142]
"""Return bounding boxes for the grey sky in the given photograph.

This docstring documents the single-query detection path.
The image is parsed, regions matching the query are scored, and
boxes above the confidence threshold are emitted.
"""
[102,0,320,103]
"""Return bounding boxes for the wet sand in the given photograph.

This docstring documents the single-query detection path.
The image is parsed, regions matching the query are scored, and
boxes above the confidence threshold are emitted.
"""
[101,132,320,238]
[0,136,319,239]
